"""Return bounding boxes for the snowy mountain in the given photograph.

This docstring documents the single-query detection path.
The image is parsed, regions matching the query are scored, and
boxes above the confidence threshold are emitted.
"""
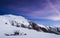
[0,14,60,38]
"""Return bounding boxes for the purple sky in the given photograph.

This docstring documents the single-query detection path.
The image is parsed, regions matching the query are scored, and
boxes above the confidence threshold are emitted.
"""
[0,0,60,26]
[1,0,60,19]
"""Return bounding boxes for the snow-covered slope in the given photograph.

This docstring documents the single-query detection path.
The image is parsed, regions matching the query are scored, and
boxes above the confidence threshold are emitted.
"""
[0,14,60,38]
[0,14,29,27]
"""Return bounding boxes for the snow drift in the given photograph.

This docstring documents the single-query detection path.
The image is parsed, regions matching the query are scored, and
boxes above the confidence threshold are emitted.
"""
[0,14,60,38]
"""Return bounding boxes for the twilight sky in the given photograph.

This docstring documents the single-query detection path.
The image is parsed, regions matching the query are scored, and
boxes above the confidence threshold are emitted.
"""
[0,0,60,26]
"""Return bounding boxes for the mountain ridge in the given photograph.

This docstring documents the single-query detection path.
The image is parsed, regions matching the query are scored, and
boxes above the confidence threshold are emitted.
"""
[0,14,60,36]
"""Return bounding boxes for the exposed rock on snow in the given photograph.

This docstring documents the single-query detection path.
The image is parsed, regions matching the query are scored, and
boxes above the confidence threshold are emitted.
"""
[0,14,60,38]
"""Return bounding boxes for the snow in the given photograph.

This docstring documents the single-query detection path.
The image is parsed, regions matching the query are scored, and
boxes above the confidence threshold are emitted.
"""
[0,14,29,27]
[37,24,48,30]
[0,14,60,38]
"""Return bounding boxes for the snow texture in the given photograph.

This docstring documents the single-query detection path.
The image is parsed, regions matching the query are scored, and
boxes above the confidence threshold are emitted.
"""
[0,14,60,38]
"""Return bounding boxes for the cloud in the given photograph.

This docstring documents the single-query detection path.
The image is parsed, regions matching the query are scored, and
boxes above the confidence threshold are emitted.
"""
[43,15,60,21]
[1,0,60,21]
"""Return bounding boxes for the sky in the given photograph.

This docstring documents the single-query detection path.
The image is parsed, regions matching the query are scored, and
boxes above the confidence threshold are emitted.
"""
[0,0,60,26]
